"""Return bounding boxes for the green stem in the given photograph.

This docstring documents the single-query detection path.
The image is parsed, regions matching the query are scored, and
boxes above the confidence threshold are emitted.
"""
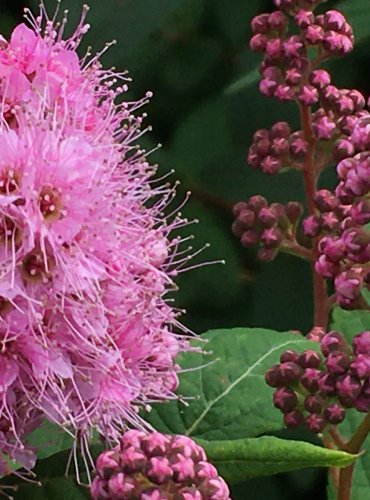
[299,104,329,328]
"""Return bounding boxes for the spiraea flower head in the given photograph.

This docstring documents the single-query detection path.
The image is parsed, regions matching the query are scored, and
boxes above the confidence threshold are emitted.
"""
[91,430,231,500]
[0,3,197,468]
[266,330,370,432]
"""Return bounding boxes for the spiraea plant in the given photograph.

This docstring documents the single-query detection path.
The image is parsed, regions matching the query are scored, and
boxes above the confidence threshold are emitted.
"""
[0,1,369,500]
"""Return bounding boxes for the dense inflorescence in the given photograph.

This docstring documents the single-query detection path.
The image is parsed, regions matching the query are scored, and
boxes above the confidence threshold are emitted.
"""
[240,0,370,433]
[265,330,370,433]
[91,430,231,500]
[0,4,195,470]
[233,0,370,309]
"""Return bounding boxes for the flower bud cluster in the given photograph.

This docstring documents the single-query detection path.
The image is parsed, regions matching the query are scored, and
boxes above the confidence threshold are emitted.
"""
[247,121,310,174]
[91,430,230,500]
[265,330,370,433]
[251,7,354,104]
[232,196,303,261]
[306,177,370,308]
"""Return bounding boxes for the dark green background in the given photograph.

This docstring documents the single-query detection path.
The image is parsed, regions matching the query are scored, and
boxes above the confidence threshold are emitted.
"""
[2,0,370,498]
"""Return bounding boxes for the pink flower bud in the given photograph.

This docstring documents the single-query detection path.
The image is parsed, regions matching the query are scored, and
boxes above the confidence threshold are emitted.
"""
[335,270,362,308]
[333,139,355,161]
[96,450,120,480]
[147,456,173,484]
[315,255,340,279]
[299,350,322,369]
[261,227,283,248]
[352,332,370,355]
[268,11,289,31]
[295,10,315,29]
[350,354,370,379]
[306,413,325,433]
[354,395,370,413]
[324,404,346,424]
[318,372,337,397]
[323,32,353,56]
[250,34,268,52]
[304,25,324,45]
[200,477,231,500]
[259,207,278,227]
[303,215,321,238]
[271,137,290,156]
[290,133,309,159]
[284,409,305,429]
[273,387,298,413]
[304,394,324,413]
[261,155,282,175]
[320,331,347,357]
[241,230,261,246]
[285,67,303,86]
[301,368,321,393]
[298,85,319,106]
[238,209,256,228]
[275,84,295,101]
[324,10,347,31]
[279,362,302,384]
[283,36,304,58]
[251,14,270,34]
[313,116,337,140]
[108,473,136,498]
[280,349,299,364]
[266,38,284,59]
[265,365,284,387]
[326,351,350,375]
[337,374,362,407]
[285,202,303,224]
[249,195,268,211]
[271,121,292,139]
[259,78,278,97]
[309,70,331,90]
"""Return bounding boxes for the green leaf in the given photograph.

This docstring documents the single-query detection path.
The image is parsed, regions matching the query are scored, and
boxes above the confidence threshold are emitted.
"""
[198,436,357,483]
[146,328,319,440]
[27,421,74,461]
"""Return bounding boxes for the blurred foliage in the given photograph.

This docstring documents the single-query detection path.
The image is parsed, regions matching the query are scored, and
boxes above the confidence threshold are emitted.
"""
[2,0,370,498]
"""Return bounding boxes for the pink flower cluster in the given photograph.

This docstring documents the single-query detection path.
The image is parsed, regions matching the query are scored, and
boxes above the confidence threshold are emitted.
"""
[251,8,353,103]
[266,330,370,433]
[232,195,303,262]
[0,5,192,470]
[234,0,370,311]
[91,430,230,500]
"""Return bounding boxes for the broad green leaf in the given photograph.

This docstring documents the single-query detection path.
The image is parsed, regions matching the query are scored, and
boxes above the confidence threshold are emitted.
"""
[198,436,357,483]
[146,328,320,440]
[27,421,74,461]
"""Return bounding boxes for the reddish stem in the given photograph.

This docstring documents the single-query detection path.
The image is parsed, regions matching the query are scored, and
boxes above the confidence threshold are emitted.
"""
[299,104,329,328]
[337,412,370,500]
